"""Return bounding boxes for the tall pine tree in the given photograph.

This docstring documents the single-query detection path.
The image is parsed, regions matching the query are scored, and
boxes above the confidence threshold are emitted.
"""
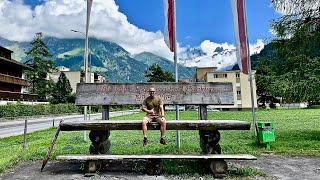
[50,72,73,104]
[24,33,56,101]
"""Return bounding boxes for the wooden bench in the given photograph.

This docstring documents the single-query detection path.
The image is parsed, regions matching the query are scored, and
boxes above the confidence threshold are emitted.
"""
[41,82,256,178]
[58,120,251,131]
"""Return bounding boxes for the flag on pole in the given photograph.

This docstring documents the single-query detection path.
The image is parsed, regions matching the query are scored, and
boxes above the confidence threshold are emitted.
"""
[231,0,258,137]
[87,0,93,14]
[86,0,93,36]
[231,0,249,75]
[163,0,174,52]
[84,0,93,82]
[86,0,93,32]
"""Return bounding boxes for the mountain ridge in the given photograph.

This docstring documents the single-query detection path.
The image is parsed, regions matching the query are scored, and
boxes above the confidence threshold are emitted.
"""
[0,37,195,82]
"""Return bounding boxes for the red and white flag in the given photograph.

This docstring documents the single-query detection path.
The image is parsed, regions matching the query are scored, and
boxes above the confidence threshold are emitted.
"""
[163,0,174,52]
[84,0,93,81]
[231,0,249,74]
[87,0,93,26]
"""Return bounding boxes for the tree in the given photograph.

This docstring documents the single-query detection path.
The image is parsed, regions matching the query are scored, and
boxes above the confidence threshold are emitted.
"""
[144,63,175,82]
[255,58,275,96]
[270,55,320,104]
[24,32,56,101]
[270,0,320,39]
[50,72,73,104]
[254,1,320,106]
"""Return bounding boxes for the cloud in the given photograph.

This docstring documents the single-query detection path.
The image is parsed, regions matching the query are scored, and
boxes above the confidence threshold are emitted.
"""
[0,0,264,70]
[0,0,174,59]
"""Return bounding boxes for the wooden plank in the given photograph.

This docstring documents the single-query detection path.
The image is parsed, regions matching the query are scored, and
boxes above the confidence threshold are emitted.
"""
[102,105,109,120]
[56,154,257,161]
[59,120,251,131]
[199,105,207,120]
[75,82,234,106]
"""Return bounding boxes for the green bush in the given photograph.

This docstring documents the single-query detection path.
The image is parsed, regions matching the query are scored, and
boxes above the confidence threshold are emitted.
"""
[0,104,80,118]
[0,104,142,118]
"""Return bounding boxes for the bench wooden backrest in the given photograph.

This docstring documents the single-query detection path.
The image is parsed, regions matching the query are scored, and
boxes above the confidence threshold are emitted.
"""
[75,82,234,106]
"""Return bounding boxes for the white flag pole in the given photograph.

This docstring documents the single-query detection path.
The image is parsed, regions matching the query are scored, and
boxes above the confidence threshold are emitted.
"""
[172,0,181,149]
[83,0,93,141]
[242,0,258,136]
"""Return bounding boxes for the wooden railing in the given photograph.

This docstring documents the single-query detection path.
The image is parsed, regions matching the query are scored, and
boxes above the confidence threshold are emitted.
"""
[0,73,29,86]
[0,91,38,101]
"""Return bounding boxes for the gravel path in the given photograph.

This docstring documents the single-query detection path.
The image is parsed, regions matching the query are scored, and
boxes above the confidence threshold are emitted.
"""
[0,155,319,180]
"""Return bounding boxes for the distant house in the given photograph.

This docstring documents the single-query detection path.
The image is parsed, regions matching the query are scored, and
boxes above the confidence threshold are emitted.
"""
[47,66,106,93]
[0,46,38,104]
[182,67,258,110]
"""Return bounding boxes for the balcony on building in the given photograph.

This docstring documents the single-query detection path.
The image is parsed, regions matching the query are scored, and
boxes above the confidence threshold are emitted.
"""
[0,46,38,102]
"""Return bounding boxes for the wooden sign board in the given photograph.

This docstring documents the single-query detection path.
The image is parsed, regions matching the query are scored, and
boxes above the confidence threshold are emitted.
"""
[75,82,234,105]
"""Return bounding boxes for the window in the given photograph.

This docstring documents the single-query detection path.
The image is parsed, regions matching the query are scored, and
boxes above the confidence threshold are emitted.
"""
[237,90,241,95]
[213,74,218,78]
[236,82,240,87]
[236,73,240,78]
[223,74,227,78]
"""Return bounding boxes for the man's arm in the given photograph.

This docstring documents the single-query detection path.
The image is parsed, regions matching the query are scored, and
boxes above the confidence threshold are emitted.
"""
[141,104,152,114]
[159,98,165,118]
[141,104,151,113]
[159,105,165,118]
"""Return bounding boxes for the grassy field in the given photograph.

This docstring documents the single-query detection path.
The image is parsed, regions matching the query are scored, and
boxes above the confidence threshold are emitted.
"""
[0,108,319,177]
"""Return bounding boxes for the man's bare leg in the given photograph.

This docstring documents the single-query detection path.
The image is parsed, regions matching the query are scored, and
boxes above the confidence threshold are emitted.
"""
[142,120,148,138]
[160,119,166,138]
[159,119,167,145]
[142,118,149,146]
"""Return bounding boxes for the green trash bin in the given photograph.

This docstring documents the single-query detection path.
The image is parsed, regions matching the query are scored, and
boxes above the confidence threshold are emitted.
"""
[257,122,275,150]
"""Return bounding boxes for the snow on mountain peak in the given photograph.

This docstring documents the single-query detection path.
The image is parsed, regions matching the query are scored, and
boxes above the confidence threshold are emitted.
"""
[178,39,264,70]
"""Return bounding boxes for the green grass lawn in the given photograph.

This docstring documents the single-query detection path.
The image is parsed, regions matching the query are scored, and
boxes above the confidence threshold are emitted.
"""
[0,108,319,177]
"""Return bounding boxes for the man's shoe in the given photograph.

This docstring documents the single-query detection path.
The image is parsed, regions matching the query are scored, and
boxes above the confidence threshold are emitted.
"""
[160,138,166,145]
[143,137,148,146]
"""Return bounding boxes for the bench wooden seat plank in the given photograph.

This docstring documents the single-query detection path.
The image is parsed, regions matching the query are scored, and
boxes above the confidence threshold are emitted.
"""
[56,154,257,161]
[59,120,251,131]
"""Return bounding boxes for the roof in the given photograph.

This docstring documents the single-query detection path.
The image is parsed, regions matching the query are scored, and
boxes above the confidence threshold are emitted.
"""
[0,56,32,70]
[0,46,13,53]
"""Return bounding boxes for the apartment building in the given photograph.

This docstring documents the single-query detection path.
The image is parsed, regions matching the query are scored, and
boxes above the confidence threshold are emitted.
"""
[0,46,38,103]
[48,66,105,93]
[195,67,257,110]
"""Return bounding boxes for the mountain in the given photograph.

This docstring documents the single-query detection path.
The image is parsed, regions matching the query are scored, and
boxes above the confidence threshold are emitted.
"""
[179,42,264,71]
[133,52,195,79]
[0,37,30,61]
[178,46,206,63]
[49,38,148,82]
[179,46,238,70]
[0,37,195,82]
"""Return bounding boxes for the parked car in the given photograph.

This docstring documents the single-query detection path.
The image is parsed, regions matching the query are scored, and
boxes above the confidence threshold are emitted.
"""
[164,105,185,111]
[207,108,220,112]
[188,105,199,111]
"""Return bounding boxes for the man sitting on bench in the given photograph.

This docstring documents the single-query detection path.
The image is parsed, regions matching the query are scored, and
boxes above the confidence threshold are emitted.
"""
[141,87,167,146]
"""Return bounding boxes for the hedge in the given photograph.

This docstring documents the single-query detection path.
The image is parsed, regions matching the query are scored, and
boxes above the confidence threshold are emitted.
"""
[0,104,80,118]
[0,104,140,118]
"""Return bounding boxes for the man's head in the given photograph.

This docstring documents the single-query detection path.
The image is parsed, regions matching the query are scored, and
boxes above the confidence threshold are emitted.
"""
[149,87,155,98]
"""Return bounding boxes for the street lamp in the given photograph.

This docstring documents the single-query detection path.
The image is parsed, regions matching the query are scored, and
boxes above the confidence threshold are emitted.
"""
[71,29,91,141]
[71,29,85,36]
[71,29,92,75]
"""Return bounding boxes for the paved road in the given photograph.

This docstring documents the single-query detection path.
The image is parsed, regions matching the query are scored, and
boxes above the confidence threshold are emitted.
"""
[0,109,140,138]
